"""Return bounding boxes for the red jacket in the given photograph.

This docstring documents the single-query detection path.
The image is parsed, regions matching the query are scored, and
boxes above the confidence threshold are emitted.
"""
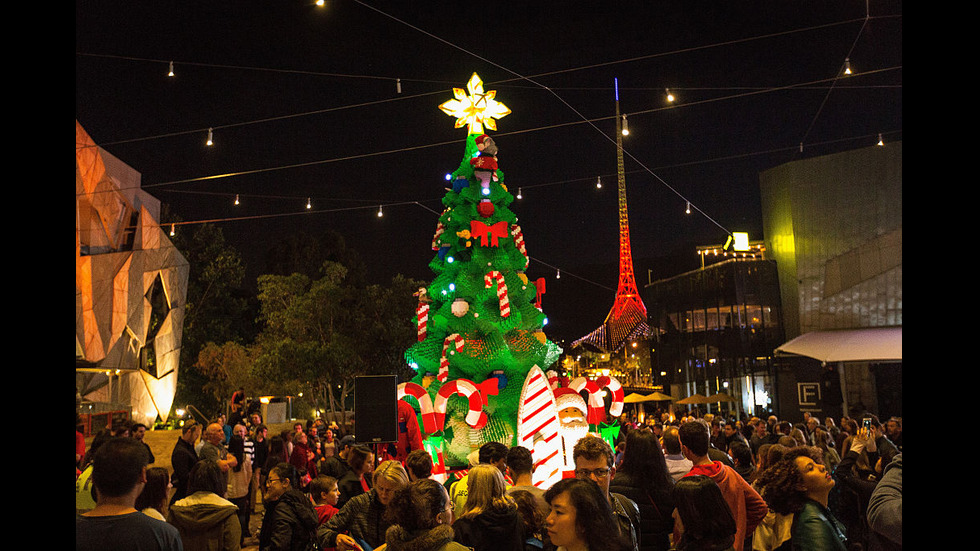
[682,460,768,551]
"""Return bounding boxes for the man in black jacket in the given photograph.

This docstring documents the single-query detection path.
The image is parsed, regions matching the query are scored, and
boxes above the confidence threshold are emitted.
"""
[169,420,202,505]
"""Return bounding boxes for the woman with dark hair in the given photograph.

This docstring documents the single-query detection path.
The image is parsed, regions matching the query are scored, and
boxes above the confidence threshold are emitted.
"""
[754,448,847,551]
[337,444,376,509]
[452,464,524,551]
[510,489,546,550]
[136,466,171,521]
[168,459,242,551]
[258,462,319,551]
[375,478,471,551]
[227,430,253,546]
[544,477,630,551]
[609,428,675,551]
[671,475,737,551]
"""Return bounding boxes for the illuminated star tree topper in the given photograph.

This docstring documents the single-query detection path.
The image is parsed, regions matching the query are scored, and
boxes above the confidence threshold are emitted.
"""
[438,72,511,134]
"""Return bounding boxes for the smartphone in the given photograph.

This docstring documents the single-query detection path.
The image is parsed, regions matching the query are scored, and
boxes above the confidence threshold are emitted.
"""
[862,418,872,430]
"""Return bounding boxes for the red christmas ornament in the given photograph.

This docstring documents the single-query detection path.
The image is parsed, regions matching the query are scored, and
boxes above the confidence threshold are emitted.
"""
[477,199,495,218]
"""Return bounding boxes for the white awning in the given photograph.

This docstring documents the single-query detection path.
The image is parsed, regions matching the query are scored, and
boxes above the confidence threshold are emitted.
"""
[774,327,902,363]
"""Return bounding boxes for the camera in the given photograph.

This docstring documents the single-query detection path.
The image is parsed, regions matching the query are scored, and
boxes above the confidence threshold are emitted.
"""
[862,418,873,430]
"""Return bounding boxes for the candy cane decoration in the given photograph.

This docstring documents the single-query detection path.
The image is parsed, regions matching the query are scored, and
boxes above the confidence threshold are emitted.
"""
[434,378,489,430]
[567,376,625,425]
[484,270,510,317]
[398,382,439,434]
[511,225,529,269]
[439,333,464,382]
[546,370,562,391]
[431,221,446,250]
[416,302,429,342]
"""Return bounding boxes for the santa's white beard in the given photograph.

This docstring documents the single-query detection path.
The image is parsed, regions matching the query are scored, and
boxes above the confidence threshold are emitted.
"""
[559,418,590,470]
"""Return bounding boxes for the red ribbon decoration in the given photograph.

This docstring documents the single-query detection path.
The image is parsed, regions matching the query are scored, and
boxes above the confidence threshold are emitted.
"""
[470,220,509,247]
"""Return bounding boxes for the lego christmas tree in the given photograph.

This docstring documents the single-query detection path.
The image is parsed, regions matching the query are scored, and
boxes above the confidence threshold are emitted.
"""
[403,73,562,468]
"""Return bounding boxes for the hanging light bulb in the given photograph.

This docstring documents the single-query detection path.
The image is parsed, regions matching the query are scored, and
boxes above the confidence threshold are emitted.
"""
[396,78,402,94]
[665,88,674,102]
[877,133,884,146]
[306,197,312,209]
[516,187,523,199]
[596,176,602,189]
[234,194,240,205]
[170,223,175,236]
[843,58,852,76]
[556,269,561,279]
[206,128,213,146]
[621,114,629,136]
[316,0,325,6]
[168,61,175,77]
[377,205,384,217]
[685,201,691,214]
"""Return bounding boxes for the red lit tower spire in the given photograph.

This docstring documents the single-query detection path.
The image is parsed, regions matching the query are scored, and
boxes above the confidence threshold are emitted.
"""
[573,79,651,353]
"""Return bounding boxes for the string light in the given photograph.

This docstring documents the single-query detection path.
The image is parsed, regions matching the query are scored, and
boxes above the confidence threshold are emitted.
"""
[396,78,402,94]
[306,197,312,209]
[377,205,384,217]
[665,88,675,102]
[556,269,561,279]
[877,133,884,146]
[596,176,602,189]
[843,58,852,75]
[621,114,629,136]
[316,0,324,6]
[516,187,522,199]
[206,128,213,146]
[168,61,174,77]
[686,201,691,214]
[234,194,240,205]
[170,223,175,236]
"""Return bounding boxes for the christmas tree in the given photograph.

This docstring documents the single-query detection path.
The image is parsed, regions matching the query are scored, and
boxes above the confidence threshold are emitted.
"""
[403,73,562,468]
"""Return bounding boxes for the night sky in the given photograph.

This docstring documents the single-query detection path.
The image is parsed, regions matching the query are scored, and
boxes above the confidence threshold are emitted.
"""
[75,1,903,344]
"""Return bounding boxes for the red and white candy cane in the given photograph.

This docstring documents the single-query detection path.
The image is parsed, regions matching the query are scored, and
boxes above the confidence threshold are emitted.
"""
[511,225,529,269]
[438,333,464,382]
[434,378,489,430]
[416,302,429,342]
[545,369,562,391]
[431,221,445,250]
[398,382,439,434]
[484,271,510,317]
[569,376,624,425]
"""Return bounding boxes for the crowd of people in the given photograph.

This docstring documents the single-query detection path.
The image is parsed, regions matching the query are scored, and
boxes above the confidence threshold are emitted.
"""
[77,394,902,551]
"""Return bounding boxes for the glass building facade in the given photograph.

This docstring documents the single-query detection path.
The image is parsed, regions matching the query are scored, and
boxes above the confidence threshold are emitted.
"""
[644,254,784,419]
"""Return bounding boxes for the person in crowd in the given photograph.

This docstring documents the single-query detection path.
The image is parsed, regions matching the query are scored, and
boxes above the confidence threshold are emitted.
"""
[677,421,767,551]
[710,419,727,454]
[76,438,183,551]
[544,477,632,551]
[406,449,435,482]
[227,429,253,546]
[377,477,471,551]
[749,421,776,457]
[318,460,409,551]
[729,442,755,483]
[505,445,549,521]
[671,474,737,551]
[832,419,897,551]
[262,436,287,503]
[813,428,840,474]
[663,425,694,481]
[168,459,241,551]
[451,463,524,551]
[258,462,320,551]
[788,428,808,448]
[609,429,675,551]
[77,414,87,472]
[804,417,820,446]
[251,423,270,512]
[321,428,337,459]
[510,489,547,550]
[866,453,902,550]
[338,444,376,508]
[136,466,172,521]
[200,422,239,495]
[754,447,847,551]
[882,417,902,452]
[288,430,318,489]
[450,441,509,513]
[77,428,115,514]
[320,435,356,482]
[572,434,641,551]
[113,419,134,438]
[132,422,156,464]
[310,475,342,526]
[724,423,750,456]
[171,421,203,505]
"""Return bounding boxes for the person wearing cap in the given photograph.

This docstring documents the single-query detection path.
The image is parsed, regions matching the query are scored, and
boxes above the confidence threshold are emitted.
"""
[320,435,357,482]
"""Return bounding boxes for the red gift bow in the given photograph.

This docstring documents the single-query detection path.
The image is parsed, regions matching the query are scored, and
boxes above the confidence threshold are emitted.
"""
[470,220,509,247]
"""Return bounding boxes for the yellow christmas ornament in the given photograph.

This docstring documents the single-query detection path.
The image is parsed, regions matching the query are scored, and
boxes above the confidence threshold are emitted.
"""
[439,73,511,134]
